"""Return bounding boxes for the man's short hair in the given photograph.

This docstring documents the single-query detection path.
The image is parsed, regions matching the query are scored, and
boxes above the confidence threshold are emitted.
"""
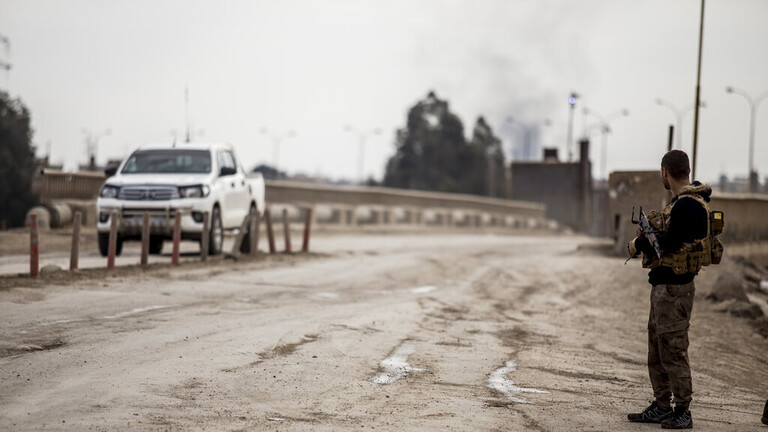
[661,150,690,180]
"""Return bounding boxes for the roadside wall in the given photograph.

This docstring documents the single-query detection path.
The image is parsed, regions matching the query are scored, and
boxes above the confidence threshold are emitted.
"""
[509,140,592,231]
[609,170,768,253]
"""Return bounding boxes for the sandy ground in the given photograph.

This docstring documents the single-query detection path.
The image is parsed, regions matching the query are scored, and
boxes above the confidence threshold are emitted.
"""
[1,232,767,431]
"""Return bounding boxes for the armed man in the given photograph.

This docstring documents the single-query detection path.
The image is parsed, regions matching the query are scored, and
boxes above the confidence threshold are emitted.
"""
[625,149,723,429]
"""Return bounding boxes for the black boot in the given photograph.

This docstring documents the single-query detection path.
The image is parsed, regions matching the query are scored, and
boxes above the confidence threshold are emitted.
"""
[762,399,768,425]
[661,406,693,429]
[627,401,673,423]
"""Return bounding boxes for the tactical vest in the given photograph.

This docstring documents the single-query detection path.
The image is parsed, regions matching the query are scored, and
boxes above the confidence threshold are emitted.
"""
[641,189,724,275]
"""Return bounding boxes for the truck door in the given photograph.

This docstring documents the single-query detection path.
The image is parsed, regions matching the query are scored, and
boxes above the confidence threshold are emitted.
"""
[224,149,249,223]
[216,150,240,228]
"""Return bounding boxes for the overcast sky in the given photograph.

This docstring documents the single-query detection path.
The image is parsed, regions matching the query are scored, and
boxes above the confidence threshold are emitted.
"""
[1,0,767,183]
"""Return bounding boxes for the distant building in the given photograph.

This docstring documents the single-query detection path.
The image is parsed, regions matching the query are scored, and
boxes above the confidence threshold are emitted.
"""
[716,174,767,195]
[508,139,592,231]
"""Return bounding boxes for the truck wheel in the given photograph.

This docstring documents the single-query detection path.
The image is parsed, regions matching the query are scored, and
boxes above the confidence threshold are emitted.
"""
[209,206,223,255]
[98,233,124,257]
[240,204,257,254]
[149,236,163,255]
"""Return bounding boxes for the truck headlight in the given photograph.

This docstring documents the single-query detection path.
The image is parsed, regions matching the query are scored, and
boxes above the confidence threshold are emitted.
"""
[178,185,209,198]
[100,185,120,199]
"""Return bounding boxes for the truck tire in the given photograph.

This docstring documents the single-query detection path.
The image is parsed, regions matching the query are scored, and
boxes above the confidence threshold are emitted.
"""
[98,232,123,257]
[209,206,223,255]
[149,236,163,255]
[240,204,257,254]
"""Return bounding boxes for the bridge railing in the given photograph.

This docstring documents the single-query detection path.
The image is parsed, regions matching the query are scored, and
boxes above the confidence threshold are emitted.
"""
[37,171,547,222]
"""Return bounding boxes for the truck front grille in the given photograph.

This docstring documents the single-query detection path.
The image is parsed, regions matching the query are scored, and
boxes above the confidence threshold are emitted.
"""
[119,186,180,201]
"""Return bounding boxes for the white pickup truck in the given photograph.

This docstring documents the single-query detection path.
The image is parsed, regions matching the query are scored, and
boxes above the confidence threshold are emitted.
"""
[97,143,265,256]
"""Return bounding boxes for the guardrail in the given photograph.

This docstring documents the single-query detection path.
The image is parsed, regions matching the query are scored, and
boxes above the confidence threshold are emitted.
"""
[264,180,545,218]
[37,171,547,222]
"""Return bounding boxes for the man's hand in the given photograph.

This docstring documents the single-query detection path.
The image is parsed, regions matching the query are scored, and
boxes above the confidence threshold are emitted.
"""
[627,238,639,258]
[636,226,644,238]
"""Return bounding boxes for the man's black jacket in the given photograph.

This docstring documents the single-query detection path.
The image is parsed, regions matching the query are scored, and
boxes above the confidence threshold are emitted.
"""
[635,182,711,286]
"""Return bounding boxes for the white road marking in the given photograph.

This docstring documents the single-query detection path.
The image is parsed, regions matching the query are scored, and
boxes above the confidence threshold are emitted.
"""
[102,305,170,319]
[488,359,548,404]
[312,292,339,299]
[410,285,437,294]
[372,341,423,384]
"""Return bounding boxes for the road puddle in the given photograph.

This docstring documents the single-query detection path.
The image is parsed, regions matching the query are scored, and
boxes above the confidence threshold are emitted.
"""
[372,341,422,384]
[488,359,548,404]
[410,285,437,294]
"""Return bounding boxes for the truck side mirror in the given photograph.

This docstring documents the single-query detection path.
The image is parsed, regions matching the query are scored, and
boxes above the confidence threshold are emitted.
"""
[104,167,117,177]
[219,166,237,177]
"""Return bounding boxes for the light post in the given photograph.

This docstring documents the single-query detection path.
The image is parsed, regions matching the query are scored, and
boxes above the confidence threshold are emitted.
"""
[582,107,629,181]
[81,128,112,170]
[259,128,296,170]
[344,125,381,184]
[655,98,706,150]
[725,86,768,193]
[566,92,579,162]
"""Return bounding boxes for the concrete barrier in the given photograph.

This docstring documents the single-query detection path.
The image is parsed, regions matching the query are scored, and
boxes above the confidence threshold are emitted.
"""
[25,206,51,230]
[710,194,768,241]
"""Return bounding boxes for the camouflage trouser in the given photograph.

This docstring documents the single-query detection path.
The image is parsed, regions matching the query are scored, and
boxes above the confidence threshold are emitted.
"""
[648,282,695,410]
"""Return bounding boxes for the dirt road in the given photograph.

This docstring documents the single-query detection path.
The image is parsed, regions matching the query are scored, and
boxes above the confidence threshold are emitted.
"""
[1,233,766,431]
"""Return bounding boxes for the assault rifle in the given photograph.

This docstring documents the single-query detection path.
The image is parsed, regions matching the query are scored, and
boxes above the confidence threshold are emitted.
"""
[631,207,661,260]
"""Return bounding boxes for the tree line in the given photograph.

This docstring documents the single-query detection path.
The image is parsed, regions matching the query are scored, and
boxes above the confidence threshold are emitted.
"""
[383,91,506,198]
[0,91,36,228]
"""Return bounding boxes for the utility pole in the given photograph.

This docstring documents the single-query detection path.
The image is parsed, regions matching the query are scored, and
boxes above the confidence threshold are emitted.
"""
[344,126,381,184]
[567,92,579,162]
[726,86,768,193]
[691,0,705,180]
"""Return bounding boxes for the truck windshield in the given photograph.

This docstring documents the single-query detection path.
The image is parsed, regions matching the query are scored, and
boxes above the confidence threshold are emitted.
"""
[121,150,212,174]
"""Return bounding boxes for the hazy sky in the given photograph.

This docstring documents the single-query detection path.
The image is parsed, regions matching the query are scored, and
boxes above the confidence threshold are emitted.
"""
[1,0,767,183]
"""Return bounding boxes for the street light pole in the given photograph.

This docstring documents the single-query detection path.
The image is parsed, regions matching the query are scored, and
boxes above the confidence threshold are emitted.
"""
[344,126,381,184]
[726,86,768,193]
[81,128,112,170]
[691,0,706,181]
[259,128,296,171]
[567,92,579,162]
[654,98,706,150]
[582,107,629,180]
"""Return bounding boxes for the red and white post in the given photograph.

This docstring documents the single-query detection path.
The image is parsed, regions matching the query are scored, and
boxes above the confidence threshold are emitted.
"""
[302,207,313,253]
[201,211,210,262]
[29,212,39,277]
[69,211,82,271]
[265,208,276,254]
[171,210,181,265]
[140,211,150,267]
[282,208,292,253]
[107,211,119,270]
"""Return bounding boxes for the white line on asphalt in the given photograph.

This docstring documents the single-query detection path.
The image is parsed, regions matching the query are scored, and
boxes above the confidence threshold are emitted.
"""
[372,341,423,384]
[312,292,339,299]
[488,359,548,404]
[410,285,437,294]
[102,305,170,319]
